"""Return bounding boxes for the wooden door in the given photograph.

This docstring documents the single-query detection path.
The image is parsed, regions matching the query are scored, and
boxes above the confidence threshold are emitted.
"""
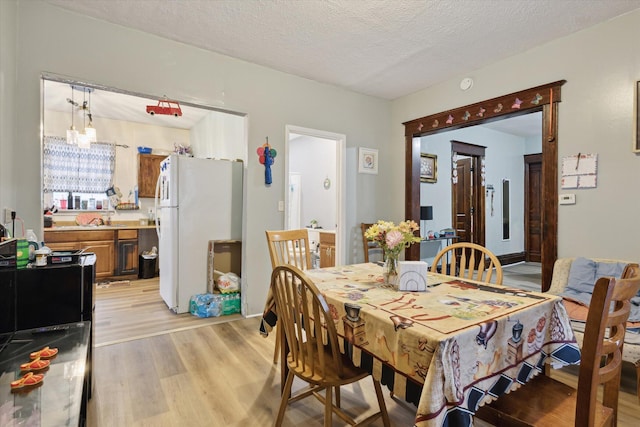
[453,158,472,243]
[524,154,542,262]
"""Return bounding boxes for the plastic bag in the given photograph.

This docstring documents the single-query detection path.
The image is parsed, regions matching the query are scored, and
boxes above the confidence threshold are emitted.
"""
[189,294,221,318]
[217,272,240,293]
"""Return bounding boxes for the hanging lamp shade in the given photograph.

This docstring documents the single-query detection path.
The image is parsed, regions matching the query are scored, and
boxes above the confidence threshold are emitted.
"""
[84,123,97,143]
[66,126,79,145]
[66,86,78,144]
[77,133,91,149]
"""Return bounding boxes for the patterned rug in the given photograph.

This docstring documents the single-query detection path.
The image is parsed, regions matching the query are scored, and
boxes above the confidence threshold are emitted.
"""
[96,280,131,289]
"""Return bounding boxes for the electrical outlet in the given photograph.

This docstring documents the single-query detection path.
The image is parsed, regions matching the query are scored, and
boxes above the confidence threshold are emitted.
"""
[3,208,12,223]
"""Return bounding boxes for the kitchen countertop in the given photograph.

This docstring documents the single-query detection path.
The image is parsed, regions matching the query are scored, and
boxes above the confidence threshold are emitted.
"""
[45,223,157,232]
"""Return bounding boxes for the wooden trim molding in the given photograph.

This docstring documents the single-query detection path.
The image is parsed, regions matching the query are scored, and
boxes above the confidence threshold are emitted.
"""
[403,81,565,138]
[405,80,566,291]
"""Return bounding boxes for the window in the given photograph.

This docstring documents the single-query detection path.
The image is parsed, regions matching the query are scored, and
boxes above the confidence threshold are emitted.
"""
[43,136,115,194]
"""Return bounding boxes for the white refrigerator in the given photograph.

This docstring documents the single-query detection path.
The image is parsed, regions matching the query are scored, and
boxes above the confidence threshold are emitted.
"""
[155,155,243,313]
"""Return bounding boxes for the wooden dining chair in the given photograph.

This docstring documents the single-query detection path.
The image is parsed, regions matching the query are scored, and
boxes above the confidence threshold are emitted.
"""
[430,242,503,285]
[265,229,313,365]
[271,264,390,427]
[360,222,377,263]
[475,265,640,427]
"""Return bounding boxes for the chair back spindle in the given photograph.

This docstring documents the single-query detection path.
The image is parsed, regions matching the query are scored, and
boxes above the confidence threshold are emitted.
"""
[431,242,503,285]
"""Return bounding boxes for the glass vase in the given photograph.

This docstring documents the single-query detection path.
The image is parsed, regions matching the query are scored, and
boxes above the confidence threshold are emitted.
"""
[383,255,398,287]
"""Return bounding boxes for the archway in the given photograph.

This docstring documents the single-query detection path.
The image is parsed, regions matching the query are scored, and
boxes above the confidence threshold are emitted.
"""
[404,80,565,290]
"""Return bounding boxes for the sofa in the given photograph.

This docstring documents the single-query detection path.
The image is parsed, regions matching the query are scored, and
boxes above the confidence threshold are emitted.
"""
[547,257,640,401]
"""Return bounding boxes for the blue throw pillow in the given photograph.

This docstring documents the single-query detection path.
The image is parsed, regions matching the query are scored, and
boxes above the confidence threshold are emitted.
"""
[595,261,627,280]
[566,257,597,294]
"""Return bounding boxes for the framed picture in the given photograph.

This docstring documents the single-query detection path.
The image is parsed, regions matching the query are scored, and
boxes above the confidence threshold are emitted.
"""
[420,153,437,183]
[358,147,378,174]
[635,81,640,152]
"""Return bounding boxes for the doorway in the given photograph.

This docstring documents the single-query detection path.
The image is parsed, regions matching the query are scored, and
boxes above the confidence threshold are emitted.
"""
[405,81,564,290]
[285,125,346,265]
[524,154,542,262]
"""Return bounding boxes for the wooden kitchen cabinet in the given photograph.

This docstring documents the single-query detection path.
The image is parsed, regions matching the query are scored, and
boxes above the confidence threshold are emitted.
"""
[45,230,115,280]
[138,153,166,198]
[319,231,335,268]
[116,229,138,277]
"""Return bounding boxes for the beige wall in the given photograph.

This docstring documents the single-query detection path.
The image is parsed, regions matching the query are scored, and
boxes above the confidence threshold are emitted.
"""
[392,9,640,263]
[3,0,391,316]
[0,0,17,219]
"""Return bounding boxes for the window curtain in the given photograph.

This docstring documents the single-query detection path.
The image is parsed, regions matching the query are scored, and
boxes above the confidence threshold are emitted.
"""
[43,136,116,193]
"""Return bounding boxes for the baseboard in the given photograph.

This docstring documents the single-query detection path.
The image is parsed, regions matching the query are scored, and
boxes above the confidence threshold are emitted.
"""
[497,252,526,266]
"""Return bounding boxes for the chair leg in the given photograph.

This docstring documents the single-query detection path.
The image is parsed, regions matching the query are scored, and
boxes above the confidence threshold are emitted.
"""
[324,385,333,427]
[372,377,391,427]
[274,370,294,427]
[334,386,341,408]
[273,325,280,364]
[636,359,640,404]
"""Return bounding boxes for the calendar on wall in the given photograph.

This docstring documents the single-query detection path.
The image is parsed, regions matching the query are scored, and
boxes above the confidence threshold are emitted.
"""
[561,153,597,189]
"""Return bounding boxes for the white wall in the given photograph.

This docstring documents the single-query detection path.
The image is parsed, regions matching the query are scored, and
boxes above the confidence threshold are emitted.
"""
[290,135,337,230]
[394,9,640,263]
[190,111,247,161]
[5,0,391,316]
[0,0,17,220]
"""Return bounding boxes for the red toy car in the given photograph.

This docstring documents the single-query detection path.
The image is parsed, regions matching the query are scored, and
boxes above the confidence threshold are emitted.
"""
[146,100,182,117]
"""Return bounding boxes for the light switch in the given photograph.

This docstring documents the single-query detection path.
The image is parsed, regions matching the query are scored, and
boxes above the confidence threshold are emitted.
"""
[559,193,576,205]
[278,201,284,211]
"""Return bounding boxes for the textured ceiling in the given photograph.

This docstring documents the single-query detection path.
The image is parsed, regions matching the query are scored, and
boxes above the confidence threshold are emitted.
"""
[46,0,640,100]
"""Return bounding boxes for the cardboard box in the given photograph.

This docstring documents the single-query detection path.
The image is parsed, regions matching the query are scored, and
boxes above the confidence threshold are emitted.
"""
[207,240,242,293]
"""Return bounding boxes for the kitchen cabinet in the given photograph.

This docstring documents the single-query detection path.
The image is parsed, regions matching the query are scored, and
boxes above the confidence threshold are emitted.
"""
[45,230,115,280]
[138,153,166,198]
[116,229,138,277]
[319,231,335,268]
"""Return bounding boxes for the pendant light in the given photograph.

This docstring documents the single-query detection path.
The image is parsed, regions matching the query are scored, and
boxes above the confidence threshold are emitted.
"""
[66,86,79,144]
[84,88,97,143]
[77,87,91,149]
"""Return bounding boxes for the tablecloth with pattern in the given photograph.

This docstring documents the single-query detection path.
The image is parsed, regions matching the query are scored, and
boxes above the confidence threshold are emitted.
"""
[261,263,580,427]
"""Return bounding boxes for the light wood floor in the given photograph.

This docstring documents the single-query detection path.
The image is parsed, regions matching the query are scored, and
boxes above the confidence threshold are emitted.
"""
[94,278,241,347]
[87,278,639,426]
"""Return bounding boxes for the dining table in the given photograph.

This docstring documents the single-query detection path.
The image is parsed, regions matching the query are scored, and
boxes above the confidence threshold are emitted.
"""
[260,262,580,427]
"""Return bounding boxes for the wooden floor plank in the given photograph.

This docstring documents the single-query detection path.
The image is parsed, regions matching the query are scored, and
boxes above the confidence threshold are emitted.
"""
[86,278,638,426]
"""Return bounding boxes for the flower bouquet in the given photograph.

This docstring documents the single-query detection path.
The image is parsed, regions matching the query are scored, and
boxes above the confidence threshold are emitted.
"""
[364,220,421,285]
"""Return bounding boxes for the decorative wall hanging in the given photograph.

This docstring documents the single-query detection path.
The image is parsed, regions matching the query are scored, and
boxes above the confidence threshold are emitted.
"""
[146,99,182,116]
[323,177,331,189]
[358,147,378,174]
[256,137,277,185]
[420,153,437,183]
[561,153,597,189]
[451,153,458,184]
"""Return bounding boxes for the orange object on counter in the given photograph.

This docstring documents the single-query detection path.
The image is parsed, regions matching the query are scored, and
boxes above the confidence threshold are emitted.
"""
[20,357,51,373]
[11,372,44,390]
[29,346,58,360]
